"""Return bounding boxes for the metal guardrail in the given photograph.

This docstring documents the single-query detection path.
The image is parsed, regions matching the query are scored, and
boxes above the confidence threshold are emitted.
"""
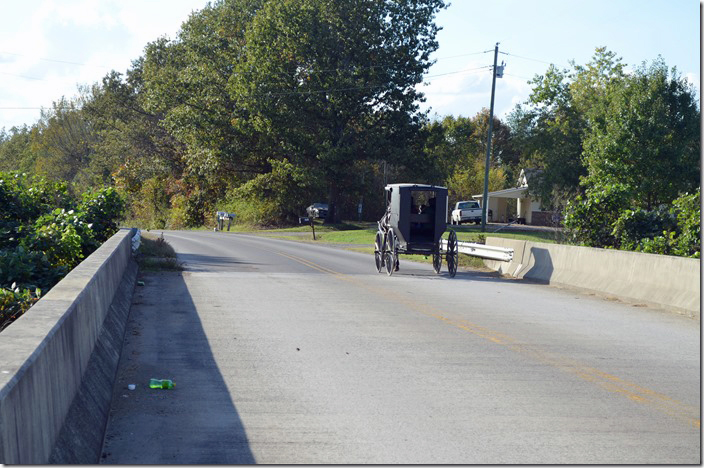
[441,239,514,262]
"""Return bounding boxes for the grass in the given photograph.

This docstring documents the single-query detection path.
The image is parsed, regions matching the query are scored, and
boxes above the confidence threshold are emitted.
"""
[244,221,561,246]
[136,232,183,271]
[247,221,540,271]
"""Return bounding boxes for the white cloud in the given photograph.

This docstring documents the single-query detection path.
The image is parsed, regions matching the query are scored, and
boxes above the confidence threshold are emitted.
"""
[419,60,534,119]
[0,0,209,130]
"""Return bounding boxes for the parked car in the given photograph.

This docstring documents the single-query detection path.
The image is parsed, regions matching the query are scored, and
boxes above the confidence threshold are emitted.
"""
[450,200,482,225]
[306,203,328,219]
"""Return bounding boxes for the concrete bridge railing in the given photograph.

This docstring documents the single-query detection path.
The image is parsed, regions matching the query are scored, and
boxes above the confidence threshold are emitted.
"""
[0,228,138,464]
[483,237,700,319]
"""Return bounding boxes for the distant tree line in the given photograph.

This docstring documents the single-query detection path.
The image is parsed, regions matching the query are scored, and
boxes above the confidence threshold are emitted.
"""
[0,0,699,257]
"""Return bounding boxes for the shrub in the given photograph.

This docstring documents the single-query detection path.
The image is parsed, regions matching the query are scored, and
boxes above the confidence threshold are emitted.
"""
[0,172,71,223]
[563,183,633,247]
[166,193,189,229]
[0,172,127,331]
[22,208,96,268]
[670,189,700,258]
[225,158,317,226]
[78,187,125,242]
[0,246,67,291]
[566,185,700,258]
[132,177,170,229]
[611,205,676,251]
[0,286,41,332]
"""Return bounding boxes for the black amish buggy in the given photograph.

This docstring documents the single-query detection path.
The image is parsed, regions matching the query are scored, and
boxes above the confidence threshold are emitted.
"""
[375,183,459,277]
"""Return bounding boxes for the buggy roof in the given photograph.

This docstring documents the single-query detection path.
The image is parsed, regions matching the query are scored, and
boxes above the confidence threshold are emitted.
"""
[384,183,447,191]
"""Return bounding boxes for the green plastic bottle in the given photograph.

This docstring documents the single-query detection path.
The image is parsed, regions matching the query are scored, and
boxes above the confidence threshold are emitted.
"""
[149,378,174,389]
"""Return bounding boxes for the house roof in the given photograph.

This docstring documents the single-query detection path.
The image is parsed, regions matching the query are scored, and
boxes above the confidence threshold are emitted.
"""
[472,168,542,200]
[518,168,543,188]
[472,186,528,200]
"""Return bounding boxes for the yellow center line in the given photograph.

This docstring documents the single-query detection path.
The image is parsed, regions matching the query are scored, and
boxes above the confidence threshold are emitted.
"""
[267,247,700,429]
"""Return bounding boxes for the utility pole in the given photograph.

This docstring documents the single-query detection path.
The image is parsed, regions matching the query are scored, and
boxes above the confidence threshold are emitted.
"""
[481,42,500,232]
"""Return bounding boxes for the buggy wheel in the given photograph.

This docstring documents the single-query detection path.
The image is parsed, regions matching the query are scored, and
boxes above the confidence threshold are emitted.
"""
[446,230,459,278]
[432,250,442,274]
[374,231,384,273]
[385,231,396,276]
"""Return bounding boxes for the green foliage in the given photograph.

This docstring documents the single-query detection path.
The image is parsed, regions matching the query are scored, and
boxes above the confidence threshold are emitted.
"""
[131,178,171,229]
[0,171,125,331]
[424,111,517,207]
[0,247,66,291]
[166,193,189,230]
[627,190,701,258]
[581,58,700,208]
[566,186,700,258]
[0,286,41,332]
[183,188,213,228]
[228,0,446,221]
[22,208,95,269]
[563,183,632,248]
[79,187,125,242]
[0,172,72,224]
[510,48,627,206]
[611,206,676,251]
[670,189,701,257]
[224,159,318,226]
[0,126,38,173]
[446,159,506,206]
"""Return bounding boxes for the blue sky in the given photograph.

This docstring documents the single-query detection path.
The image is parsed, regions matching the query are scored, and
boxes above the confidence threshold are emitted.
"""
[0,0,700,131]
[421,0,700,120]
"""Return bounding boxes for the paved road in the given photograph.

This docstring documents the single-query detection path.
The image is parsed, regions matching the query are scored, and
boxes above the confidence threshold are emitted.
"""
[101,230,700,464]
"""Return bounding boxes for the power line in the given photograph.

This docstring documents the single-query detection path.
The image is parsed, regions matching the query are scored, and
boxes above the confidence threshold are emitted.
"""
[0,72,46,81]
[503,72,535,81]
[0,50,498,108]
[0,48,492,72]
[500,51,554,66]
[0,51,112,69]
[424,65,492,79]
[434,49,494,61]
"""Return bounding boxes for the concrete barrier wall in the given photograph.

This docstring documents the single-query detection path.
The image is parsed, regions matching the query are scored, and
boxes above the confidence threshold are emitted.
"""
[484,237,700,318]
[0,228,136,464]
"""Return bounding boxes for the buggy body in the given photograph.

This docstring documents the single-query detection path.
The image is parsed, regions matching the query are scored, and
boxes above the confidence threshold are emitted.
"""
[375,183,459,277]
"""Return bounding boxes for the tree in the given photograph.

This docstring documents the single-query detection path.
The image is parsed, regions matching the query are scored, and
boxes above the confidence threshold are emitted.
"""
[0,126,39,173]
[230,0,446,222]
[140,0,273,224]
[423,111,514,206]
[33,97,97,184]
[509,48,626,208]
[77,62,195,228]
[564,57,700,252]
[581,58,700,208]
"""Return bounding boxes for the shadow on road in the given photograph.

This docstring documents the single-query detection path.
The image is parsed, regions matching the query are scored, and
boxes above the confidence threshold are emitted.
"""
[101,271,256,464]
[176,253,265,272]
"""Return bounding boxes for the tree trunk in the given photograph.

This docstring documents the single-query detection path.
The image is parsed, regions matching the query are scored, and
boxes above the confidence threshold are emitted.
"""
[325,182,341,224]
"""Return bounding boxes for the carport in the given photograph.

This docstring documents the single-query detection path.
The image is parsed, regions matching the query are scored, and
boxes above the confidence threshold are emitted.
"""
[472,169,547,225]
[472,187,537,224]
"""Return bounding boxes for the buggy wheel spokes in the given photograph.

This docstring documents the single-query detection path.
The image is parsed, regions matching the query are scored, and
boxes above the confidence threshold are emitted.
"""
[385,231,396,276]
[446,230,458,278]
[432,249,442,274]
[374,231,384,273]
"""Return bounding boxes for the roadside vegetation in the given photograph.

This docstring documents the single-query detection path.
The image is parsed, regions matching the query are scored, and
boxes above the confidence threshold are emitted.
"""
[135,232,182,271]
[0,172,125,331]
